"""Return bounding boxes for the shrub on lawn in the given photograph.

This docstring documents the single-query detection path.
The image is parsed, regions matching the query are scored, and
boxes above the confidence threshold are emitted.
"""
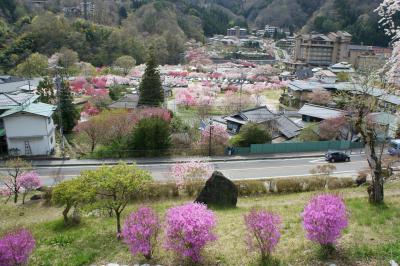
[244,208,281,261]
[275,178,303,193]
[235,180,268,196]
[135,182,179,200]
[302,194,348,252]
[164,202,217,263]
[0,229,35,266]
[122,207,160,260]
[329,177,356,189]
[301,176,326,191]
[170,160,213,196]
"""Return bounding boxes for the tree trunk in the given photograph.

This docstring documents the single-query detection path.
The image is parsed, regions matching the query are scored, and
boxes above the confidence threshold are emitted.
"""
[116,210,121,239]
[22,192,26,204]
[91,140,95,153]
[368,169,384,204]
[63,204,72,224]
[13,191,18,203]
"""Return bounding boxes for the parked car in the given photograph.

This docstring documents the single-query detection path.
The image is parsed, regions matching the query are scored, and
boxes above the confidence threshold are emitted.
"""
[325,151,350,163]
[388,139,400,156]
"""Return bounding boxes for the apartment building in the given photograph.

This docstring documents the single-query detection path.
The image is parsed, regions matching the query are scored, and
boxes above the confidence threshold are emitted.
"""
[293,31,352,66]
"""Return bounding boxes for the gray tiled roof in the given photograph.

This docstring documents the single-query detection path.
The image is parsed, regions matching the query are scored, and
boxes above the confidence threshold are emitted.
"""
[0,93,39,110]
[108,94,139,109]
[226,106,301,139]
[0,102,56,118]
[0,78,41,93]
[274,115,301,139]
[298,104,344,120]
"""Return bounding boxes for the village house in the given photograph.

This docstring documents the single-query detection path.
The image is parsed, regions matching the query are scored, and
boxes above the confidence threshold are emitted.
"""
[0,92,56,156]
[224,106,301,142]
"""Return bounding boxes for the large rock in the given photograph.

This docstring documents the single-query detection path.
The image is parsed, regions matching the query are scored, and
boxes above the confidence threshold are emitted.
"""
[195,171,238,208]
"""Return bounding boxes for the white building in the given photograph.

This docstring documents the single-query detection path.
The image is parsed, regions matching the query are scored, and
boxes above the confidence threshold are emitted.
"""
[264,25,282,36]
[0,93,56,156]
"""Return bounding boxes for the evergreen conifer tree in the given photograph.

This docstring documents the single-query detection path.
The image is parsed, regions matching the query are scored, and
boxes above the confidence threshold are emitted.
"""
[55,81,79,133]
[138,50,164,106]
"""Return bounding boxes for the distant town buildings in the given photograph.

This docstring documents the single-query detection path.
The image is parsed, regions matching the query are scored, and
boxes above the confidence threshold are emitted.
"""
[63,1,95,18]
[293,31,351,66]
[226,26,247,39]
[292,31,392,69]
[264,25,283,36]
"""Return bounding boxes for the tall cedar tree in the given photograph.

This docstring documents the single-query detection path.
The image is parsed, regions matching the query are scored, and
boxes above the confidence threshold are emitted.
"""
[138,51,164,106]
[56,81,80,133]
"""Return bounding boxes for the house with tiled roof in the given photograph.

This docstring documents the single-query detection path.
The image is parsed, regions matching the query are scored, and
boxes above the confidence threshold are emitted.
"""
[0,92,56,156]
[224,106,301,142]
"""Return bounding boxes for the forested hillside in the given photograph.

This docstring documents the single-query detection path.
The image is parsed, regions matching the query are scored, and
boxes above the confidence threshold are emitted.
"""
[0,0,391,74]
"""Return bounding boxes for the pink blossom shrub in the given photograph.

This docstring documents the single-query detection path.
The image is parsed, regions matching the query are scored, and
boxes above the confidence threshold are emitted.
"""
[302,194,348,247]
[164,203,217,262]
[0,229,35,266]
[244,209,281,260]
[200,124,230,147]
[18,171,41,204]
[122,207,160,260]
[170,160,214,189]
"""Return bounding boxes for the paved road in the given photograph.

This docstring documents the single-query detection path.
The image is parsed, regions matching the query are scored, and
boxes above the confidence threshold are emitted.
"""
[1,155,368,186]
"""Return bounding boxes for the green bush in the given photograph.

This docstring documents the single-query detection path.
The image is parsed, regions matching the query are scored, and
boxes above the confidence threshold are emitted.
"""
[329,177,355,189]
[135,182,179,200]
[234,180,268,196]
[182,179,205,197]
[274,178,303,193]
[129,117,171,156]
[301,176,326,191]
[230,123,271,147]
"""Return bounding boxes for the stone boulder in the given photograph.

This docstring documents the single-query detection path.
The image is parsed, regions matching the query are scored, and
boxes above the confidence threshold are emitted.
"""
[195,171,238,208]
[30,194,42,201]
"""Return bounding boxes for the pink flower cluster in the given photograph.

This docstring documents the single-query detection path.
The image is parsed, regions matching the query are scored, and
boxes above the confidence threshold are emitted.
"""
[0,229,35,266]
[137,108,171,122]
[168,71,188,78]
[175,84,217,107]
[170,160,214,188]
[302,194,348,245]
[164,203,217,262]
[18,171,41,192]
[200,124,230,147]
[244,209,281,258]
[122,207,160,260]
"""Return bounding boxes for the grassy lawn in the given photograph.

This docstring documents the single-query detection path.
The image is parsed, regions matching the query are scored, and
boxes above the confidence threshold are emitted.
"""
[263,89,283,102]
[1,183,400,266]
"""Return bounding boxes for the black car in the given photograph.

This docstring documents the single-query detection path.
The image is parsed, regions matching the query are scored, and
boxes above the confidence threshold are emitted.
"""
[325,151,350,163]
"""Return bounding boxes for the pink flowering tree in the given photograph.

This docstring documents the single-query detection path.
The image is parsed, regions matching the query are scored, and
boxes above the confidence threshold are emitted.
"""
[302,194,348,252]
[82,102,100,117]
[376,0,400,86]
[122,207,160,260]
[244,209,281,261]
[18,171,42,204]
[170,160,214,195]
[164,203,217,263]
[0,229,35,266]
[137,107,172,122]
[200,124,230,150]
[175,89,196,107]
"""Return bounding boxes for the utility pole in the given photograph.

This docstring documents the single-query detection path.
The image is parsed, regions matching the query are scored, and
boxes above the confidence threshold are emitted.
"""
[239,71,244,112]
[55,72,65,158]
[208,120,213,157]
[83,0,88,20]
